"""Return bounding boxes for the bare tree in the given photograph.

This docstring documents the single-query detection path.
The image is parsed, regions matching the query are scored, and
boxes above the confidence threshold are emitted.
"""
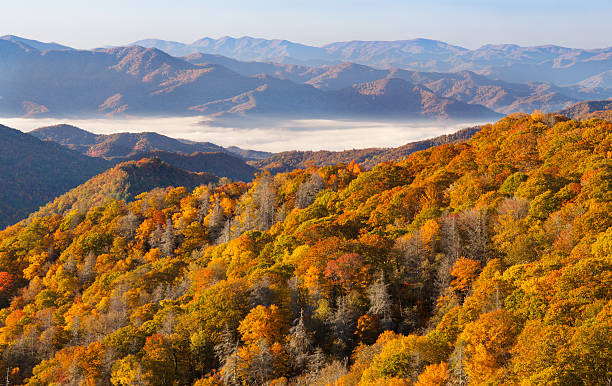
[160,219,176,257]
[328,295,357,356]
[459,208,489,263]
[253,174,276,231]
[208,200,225,242]
[77,252,96,285]
[196,190,211,223]
[367,271,393,330]
[117,210,140,239]
[248,340,274,385]
[250,275,273,308]
[296,172,325,209]
[288,310,313,373]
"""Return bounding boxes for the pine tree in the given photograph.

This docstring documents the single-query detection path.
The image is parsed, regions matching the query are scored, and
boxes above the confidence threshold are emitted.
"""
[329,295,357,356]
[248,339,274,385]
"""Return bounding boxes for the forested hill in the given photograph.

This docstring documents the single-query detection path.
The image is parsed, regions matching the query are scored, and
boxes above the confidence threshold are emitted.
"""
[29,157,219,221]
[0,124,109,228]
[0,113,609,385]
[251,126,480,173]
[119,151,257,182]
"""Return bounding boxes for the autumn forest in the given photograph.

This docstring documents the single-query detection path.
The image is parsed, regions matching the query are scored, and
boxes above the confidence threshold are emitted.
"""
[0,112,609,385]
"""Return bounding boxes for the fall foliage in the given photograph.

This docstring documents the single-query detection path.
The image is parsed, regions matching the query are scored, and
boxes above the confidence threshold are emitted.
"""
[0,113,610,385]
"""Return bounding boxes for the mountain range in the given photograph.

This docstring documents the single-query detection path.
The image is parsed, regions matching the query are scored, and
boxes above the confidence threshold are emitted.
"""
[252,126,481,173]
[0,37,499,120]
[29,124,261,181]
[3,35,611,121]
[1,98,609,228]
[134,36,612,86]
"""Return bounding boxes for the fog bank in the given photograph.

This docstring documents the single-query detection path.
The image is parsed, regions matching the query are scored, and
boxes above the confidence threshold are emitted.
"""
[1,116,492,152]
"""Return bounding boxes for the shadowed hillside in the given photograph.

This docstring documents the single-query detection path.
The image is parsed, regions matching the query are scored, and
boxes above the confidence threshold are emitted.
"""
[30,157,218,220]
[0,124,109,227]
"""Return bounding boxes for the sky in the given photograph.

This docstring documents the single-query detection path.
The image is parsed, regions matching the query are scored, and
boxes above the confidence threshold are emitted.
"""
[1,0,611,49]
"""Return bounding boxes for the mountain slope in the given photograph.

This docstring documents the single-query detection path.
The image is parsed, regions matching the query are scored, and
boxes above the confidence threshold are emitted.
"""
[557,99,612,119]
[0,113,608,385]
[31,157,218,219]
[120,151,258,181]
[28,124,100,152]
[183,59,603,114]
[191,75,501,120]
[0,124,110,227]
[136,36,331,64]
[0,39,501,120]
[30,125,261,180]
[251,126,480,173]
[30,125,226,158]
[0,42,262,117]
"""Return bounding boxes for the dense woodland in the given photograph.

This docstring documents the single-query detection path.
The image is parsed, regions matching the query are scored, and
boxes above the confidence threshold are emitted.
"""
[0,113,610,385]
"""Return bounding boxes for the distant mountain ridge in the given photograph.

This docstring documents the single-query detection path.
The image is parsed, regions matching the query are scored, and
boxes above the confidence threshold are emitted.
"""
[0,39,501,120]
[557,99,612,119]
[2,35,609,120]
[0,34,73,51]
[30,124,271,161]
[133,36,612,86]
[29,124,262,181]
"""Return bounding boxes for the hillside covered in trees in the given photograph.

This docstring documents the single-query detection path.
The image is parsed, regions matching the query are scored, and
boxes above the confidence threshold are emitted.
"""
[251,127,480,173]
[0,113,609,385]
[0,125,109,228]
[30,158,219,221]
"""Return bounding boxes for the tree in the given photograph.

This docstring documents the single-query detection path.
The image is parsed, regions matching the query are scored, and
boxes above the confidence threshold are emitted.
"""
[215,326,241,386]
[415,362,449,386]
[449,258,480,296]
[208,200,225,241]
[368,271,393,330]
[253,174,276,231]
[111,354,145,385]
[0,271,15,296]
[287,310,313,373]
[296,172,325,209]
[160,219,176,257]
[328,295,357,355]
[460,310,519,384]
[238,305,287,347]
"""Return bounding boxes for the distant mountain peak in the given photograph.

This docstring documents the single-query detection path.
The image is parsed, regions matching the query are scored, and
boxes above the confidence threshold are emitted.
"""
[0,35,73,51]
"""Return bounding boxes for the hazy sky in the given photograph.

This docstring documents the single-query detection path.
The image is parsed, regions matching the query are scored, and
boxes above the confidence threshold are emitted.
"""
[1,0,611,49]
